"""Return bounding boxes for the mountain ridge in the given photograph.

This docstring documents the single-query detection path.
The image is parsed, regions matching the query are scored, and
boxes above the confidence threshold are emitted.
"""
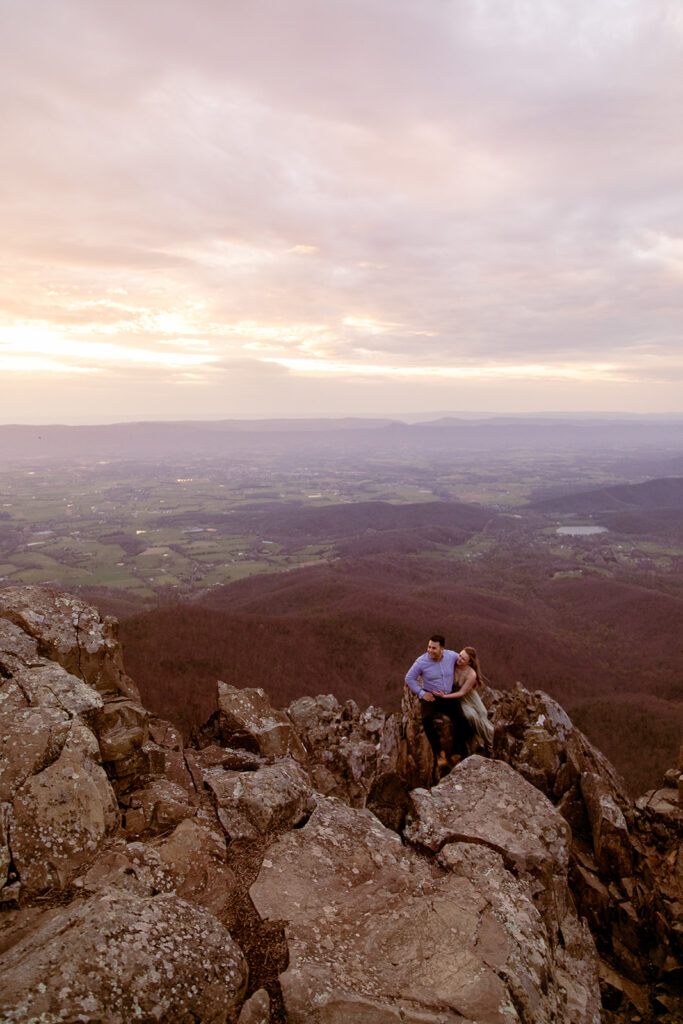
[2,416,682,460]
[530,475,683,513]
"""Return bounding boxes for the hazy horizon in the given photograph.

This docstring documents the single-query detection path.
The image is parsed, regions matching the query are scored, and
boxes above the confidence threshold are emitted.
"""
[3,1,683,422]
[3,409,683,429]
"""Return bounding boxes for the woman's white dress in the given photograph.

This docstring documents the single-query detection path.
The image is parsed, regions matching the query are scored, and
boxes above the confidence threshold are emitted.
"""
[460,687,494,747]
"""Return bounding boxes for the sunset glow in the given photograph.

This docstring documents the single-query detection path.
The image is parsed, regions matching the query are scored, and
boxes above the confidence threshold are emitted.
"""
[260,357,628,383]
[2,0,682,421]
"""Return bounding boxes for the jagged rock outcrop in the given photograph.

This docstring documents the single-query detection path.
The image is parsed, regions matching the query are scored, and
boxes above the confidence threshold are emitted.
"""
[0,588,251,1022]
[491,684,683,1023]
[0,611,120,898]
[284,688,434,832]
[0,585,139,700]
[0,586,679,1024]
[11,724,119,892]
[404,757,600,1020]
[251,779,600,1023]
[196,681,308,762]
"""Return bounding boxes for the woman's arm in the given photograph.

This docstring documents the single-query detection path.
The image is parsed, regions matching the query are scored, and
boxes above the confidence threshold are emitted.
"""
[444,668,476,698]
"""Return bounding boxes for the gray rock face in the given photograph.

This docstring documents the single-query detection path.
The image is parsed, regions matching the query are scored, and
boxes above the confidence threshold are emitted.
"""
[0,591,123,900]
[636,784,681,821]
[404,758,599,1022]
[207,761,315,837]
[287,694,391,806]
[153,819,237,915]
[0,700,71,804]
[251,794,601,1024]
[11,734,119,891]
[0,616,43,673]
[0,585,139,699]
[405,756,571,906]
[0,888,248,1023]
[10,659,104,720]
[285,688,434,831]
[122,777,198,836]
[492,684,630,815]
[216,681,307,760]
[237,988,271,1024]
[76,820,240,918]
[580,770,634,877]
[94,695,152,792]
[493,684,683,1021]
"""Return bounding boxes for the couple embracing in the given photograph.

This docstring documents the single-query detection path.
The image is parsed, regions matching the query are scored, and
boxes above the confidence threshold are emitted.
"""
[405,634,494,772]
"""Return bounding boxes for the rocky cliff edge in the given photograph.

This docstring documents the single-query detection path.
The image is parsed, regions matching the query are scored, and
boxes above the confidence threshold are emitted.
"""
[0,586,680,1024]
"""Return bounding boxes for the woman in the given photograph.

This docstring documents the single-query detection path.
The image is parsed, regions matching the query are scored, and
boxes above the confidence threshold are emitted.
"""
[443,646,494,751]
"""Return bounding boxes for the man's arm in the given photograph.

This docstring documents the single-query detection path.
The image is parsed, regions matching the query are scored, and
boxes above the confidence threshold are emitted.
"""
[405,658,426,698]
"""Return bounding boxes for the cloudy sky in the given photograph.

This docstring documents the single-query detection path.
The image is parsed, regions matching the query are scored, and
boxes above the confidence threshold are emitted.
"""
[3,0,682,423]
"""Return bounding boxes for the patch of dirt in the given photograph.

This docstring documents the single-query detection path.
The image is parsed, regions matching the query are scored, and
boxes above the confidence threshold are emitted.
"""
[220,835,291,1023]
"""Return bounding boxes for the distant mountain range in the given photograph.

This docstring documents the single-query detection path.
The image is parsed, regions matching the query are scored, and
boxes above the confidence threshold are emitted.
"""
[2,416,682,461]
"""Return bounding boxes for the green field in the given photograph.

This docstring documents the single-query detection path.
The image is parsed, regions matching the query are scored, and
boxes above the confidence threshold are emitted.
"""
[0,452,679,600]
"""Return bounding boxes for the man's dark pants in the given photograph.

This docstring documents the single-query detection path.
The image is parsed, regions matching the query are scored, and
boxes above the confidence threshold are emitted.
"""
[420,696,471,760]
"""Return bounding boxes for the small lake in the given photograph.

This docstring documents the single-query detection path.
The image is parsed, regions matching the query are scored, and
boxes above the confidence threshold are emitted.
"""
[556,525,608,536]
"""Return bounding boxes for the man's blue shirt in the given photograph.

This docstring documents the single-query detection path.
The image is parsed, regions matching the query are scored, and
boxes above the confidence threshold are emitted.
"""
[405,650,459,698]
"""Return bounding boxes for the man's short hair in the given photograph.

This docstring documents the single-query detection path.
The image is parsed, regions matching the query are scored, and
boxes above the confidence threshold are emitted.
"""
[430,634,446,647]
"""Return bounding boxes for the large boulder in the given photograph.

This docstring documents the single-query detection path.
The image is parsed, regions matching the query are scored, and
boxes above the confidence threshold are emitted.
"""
[93,696,156,794]
[206,761,315,840]
[78,820,239,918]
[149,715,198,793]
[580,771,634,877]
[250,792,601,1023]
[0,888,248,1023]
[0,614,43,675]
[9,660,104,721]
[0,586,139,699]
[121,778,197,837]
[635,782,681,824]
[9,726,119,892]
[185,744,265,786]
[492,684,630,815]
[213,681,307,760]
[384,685,435,789]
[404,757,586,957]
[0,604,121,899]
[0,696,71,805]
[236,989,270,1024]
[153,819,238,915]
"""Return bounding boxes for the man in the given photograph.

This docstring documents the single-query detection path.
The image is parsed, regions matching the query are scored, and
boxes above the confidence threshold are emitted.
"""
[405,634,472,768]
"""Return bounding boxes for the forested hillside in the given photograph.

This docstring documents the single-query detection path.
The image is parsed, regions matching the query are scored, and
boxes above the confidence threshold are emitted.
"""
[530,475,683,513]
[116,553,683,796]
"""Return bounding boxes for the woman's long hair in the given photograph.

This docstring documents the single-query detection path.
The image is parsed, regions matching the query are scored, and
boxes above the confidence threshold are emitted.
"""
[463,646,488,688]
